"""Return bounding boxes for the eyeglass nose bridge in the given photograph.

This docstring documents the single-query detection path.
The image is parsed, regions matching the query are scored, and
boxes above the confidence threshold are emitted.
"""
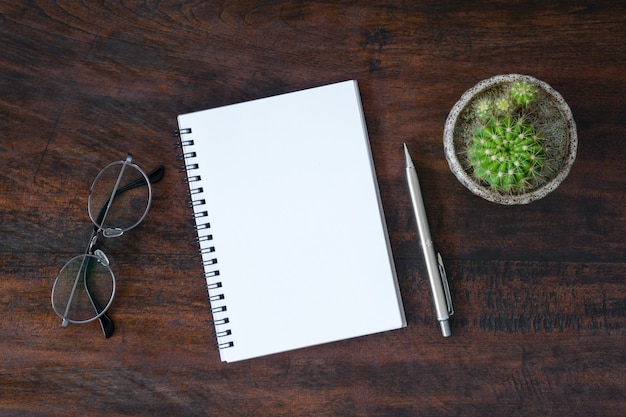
[87,229,122,255]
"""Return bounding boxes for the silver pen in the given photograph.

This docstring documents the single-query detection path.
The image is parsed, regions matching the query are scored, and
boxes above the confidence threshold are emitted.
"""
[403,143,454,337]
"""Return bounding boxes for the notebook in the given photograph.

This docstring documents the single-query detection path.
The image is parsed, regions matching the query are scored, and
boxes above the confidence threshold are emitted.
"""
[177,80,406,362]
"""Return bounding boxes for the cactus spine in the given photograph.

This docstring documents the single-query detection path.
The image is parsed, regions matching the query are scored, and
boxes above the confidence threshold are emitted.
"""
[468,81,544,192]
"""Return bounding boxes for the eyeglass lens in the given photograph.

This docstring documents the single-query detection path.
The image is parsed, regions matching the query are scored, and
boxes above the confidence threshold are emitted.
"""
[88,161,152,234]
[52,254,115,324]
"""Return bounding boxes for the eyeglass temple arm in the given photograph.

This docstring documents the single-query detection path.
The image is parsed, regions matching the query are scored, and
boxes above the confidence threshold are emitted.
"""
[80,255,115,338]
[91,296,115,338]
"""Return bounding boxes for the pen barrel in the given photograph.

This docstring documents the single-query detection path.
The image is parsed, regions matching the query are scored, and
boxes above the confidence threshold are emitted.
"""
[406,167,451,326]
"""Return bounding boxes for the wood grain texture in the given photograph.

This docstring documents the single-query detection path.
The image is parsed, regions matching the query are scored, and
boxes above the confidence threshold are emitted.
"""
[1,1,624,416]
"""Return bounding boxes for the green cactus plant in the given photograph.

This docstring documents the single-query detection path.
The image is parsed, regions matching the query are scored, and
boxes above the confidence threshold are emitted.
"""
[467,81,545,192]
[510,80,537,107]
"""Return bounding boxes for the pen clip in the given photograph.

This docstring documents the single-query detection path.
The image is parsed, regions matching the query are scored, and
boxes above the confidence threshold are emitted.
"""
[437,253,454,316]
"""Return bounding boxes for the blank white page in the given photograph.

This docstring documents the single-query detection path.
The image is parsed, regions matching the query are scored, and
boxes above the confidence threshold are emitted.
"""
[178,80,406,362]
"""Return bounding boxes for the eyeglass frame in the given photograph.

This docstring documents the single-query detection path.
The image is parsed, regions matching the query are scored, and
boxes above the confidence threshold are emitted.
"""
[51,154,164,338]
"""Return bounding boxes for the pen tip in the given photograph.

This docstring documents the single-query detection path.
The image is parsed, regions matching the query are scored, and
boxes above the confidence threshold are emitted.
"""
[441,320,451,337]
[403,143,413,168]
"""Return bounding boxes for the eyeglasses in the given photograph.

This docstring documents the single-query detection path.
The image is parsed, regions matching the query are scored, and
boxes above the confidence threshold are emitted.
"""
[51,154,164,338]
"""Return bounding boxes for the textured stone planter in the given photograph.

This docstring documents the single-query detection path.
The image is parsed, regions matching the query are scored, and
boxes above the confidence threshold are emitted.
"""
[444,74,577,204]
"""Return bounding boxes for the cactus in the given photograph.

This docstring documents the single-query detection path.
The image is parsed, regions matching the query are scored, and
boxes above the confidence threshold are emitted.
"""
[468,81,544,192]
[510,80,537,107]
[475,98,492,120]
[494,96,511,114]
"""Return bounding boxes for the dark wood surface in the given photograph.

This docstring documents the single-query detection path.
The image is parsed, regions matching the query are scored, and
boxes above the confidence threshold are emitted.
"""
[1,1,624,416]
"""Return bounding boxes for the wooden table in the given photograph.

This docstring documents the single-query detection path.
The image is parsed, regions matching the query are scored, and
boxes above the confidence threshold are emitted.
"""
[1,1,624,416]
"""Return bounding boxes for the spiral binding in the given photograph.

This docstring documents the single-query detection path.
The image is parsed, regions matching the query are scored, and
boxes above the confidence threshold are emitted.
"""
[212,305,226,313]
[176,126,233,351]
